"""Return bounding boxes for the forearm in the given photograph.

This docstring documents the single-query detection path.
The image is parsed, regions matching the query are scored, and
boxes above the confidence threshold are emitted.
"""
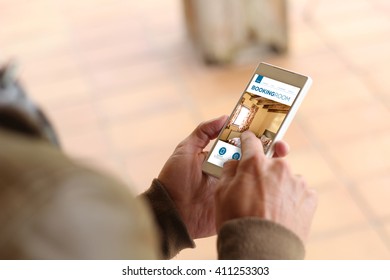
[139,179,195,259]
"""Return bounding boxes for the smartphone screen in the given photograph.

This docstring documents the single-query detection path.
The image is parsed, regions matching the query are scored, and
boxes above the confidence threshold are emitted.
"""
[206,72,303,168]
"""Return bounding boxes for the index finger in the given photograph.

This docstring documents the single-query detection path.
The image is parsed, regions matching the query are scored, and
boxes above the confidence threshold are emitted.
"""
[239,131,266,163]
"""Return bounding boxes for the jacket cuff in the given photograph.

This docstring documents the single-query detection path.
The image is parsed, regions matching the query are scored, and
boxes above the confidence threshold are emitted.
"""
[140,179,195,259]
[217,218,305,260]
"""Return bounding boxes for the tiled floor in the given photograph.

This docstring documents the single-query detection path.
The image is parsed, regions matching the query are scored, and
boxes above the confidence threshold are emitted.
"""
[1,0,390,259]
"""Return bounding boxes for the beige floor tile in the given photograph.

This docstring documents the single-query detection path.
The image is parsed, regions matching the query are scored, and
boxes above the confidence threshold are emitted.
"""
[317,9,390,48]
[62,0,141,26]
[68,8,144,40]
[20,54,83,85]
[47,101,100,138]
[299,74,375,118]
[26,76,92,107]
[76,38,150,70]
[286,148,337,189]
[3,33,72,62]
[329,23,390,53]
[306,227,390,259]
[0,4,67,40]
[95,79,182,122]
[356,174,390,218]
[311,0,374,21]
[365,68,390,103]
[341,40,390,70]
[374,0,390,11]
[289,25,329,57]
[107,108,197,155]
[71,17,152,68]
[283,120,313,152]
[305,100,390,148]
[86,59,172,91]
[328,132,390,180]
[381,222,390,243]
[310,182,367,235]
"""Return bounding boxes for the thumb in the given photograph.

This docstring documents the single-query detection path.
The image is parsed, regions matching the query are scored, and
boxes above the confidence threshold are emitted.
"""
[183,115,228,151]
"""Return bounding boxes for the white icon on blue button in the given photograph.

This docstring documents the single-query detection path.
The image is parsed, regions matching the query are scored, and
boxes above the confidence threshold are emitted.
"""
[218,147,227,155]
[232,152,241,160]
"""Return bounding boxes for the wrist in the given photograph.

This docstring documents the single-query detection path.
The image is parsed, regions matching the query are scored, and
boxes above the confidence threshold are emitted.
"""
[140,179,195,259]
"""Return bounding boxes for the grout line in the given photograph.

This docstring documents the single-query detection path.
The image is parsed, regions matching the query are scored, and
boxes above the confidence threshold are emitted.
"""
[298,114,390,252]
[302,1,390,110]
[135,0,204,124]
[309,221,382,243]
[55,2,135,187]
[298,0,390,253]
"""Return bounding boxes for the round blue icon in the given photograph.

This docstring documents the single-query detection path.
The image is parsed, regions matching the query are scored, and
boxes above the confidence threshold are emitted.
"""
[232,152,241,160]
[218,147,227,155]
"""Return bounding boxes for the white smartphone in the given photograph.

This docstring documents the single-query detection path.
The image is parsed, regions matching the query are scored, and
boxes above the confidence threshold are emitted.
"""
[202,62,312,178]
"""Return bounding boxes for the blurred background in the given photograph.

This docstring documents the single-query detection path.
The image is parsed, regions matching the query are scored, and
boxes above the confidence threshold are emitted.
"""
[1,0,390,259]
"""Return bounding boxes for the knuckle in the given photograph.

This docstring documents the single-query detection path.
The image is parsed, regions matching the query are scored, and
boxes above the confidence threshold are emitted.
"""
[297,174,307,186]
[241,152,262,167]
[279,158,291,169]
[272,158,291,173]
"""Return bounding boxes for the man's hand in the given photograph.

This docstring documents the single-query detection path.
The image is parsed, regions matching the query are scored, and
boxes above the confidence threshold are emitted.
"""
[158,117,290,240]
[215,131,317,242]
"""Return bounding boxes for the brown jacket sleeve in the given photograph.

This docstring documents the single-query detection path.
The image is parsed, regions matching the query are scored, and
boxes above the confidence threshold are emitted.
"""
[140,179,195,259]
[217,218,305,259]
[141,179,305,260]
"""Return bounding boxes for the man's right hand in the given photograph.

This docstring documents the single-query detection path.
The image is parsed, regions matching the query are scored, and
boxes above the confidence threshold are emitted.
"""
[215,131,317,243]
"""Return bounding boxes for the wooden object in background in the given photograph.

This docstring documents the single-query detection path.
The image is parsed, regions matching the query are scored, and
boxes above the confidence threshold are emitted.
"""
[183,0,288,63]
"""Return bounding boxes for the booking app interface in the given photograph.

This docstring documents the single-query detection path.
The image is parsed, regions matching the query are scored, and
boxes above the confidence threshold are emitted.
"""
[207,74,301,167]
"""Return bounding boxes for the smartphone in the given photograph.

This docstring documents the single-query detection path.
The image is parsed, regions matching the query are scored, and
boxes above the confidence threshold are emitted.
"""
[202,62,312,178]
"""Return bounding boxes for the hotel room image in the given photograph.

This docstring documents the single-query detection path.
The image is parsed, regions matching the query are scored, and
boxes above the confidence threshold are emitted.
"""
[219,92,291,152]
